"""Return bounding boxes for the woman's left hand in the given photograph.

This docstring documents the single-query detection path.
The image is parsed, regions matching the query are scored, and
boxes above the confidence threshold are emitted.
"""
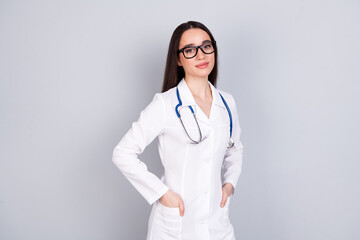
[220,182,234,208]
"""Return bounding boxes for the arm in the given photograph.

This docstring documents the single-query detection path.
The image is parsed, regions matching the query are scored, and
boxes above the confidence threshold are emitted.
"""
[112,93,169,205]
[221,95,244,195]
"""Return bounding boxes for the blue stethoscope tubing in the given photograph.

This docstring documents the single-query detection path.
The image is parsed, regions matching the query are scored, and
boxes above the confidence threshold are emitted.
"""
[175,87,234,148]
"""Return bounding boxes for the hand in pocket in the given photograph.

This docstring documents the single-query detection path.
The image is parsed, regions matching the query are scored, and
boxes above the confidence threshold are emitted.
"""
[160,189,185,216]
[220,182,234,208]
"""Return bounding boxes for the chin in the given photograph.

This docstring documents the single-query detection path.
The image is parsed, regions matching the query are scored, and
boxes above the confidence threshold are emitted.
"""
[192,73,211,79]
[199,70,213,78]
[194,68,213,77]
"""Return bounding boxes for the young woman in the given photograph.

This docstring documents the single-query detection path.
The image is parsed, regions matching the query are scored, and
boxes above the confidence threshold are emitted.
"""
[113,21,244,240]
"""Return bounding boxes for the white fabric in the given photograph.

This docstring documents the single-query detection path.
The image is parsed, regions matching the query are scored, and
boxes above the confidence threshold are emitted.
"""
[113,79,244,240]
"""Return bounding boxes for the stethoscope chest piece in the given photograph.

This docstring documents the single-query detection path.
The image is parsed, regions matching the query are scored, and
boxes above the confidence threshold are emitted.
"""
[228,138,234,148]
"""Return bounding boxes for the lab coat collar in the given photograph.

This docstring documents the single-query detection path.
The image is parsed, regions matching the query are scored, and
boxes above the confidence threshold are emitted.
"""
[176,78,197,107]
[209,81,227,111]
[176,78,226,124]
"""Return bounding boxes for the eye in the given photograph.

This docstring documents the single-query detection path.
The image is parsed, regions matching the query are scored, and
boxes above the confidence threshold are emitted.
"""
[203,43,212,49]
[184,47,195,53]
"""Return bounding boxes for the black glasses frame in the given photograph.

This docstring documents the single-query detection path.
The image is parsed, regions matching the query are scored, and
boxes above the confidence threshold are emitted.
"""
[178,40,216,59]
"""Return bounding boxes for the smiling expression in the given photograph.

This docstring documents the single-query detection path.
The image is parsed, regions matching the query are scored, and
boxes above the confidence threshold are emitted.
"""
[177,28,215,80]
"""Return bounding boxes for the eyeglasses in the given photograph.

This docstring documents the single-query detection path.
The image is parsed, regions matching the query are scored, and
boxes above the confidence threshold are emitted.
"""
[178,40,216,59]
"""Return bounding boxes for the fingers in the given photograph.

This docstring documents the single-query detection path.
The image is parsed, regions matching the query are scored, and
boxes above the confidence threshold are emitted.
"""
[220,193,229,208]
[161,190,185,216]
[178,198,185,216]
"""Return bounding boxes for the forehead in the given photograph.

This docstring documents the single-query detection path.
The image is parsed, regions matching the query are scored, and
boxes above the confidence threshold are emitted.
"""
[179,28,211,47]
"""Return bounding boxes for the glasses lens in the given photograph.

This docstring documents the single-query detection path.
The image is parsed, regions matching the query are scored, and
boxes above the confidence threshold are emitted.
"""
[183,47,197,58]
[202,42,214,54]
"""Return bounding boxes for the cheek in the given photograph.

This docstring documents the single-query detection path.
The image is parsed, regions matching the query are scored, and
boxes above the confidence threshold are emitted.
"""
[179,57,191,68]
[210,54,215,63]
[182,60,195,72]
[208,55,215,70]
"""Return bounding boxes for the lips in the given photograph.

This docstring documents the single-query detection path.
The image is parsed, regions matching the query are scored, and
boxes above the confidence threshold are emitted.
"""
[195,62,209,69]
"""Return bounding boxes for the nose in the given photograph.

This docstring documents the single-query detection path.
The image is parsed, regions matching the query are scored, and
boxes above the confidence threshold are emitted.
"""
[196,47,205,60]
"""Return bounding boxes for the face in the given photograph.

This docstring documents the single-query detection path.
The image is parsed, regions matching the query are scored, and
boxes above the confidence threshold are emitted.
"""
[177,28,215,80]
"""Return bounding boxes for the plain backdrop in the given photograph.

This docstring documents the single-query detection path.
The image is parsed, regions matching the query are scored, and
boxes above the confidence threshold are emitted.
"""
[1,0,359,239]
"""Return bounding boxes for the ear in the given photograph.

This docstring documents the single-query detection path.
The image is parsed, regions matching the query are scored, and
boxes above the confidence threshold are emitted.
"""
[177,58,182,66]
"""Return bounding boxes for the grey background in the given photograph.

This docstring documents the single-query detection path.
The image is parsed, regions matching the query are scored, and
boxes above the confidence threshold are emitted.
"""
[1,0,359,239]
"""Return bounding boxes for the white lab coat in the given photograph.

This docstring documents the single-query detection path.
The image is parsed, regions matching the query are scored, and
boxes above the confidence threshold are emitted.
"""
[113,78,243,240]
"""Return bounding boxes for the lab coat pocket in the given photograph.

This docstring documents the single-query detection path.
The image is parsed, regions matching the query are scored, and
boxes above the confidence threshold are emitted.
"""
[152,200,181,239]
[219,191,231,226]
[220,188,231,208]
[158,201,181,215]
[225,195,231,208]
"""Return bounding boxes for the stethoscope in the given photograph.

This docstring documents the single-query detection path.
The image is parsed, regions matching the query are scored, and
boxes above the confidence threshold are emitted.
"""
[175,87,234,148]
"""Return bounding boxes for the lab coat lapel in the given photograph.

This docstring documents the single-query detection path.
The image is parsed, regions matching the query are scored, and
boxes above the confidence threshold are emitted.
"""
[208,81,227,123]
[177,79,211,125]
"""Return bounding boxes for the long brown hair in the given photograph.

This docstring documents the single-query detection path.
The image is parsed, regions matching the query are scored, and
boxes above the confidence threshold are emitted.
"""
[161,21,218,93]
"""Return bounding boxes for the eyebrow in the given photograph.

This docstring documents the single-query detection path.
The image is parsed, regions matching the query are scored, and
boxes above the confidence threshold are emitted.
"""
[182,40,212,48]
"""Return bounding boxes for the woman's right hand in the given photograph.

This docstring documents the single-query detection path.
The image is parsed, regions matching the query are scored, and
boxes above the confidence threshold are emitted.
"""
[159,189,185,216]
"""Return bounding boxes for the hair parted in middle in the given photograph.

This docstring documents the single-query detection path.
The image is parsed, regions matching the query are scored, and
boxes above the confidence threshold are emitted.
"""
[161,21,218,93]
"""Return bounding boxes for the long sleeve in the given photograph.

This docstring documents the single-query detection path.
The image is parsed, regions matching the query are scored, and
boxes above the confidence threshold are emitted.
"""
[112,93,169,205]
[221,95,244,193]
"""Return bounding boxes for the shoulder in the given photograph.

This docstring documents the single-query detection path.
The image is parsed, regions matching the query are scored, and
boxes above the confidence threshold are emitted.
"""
[152,86,177,106]
[156,86,176,99]
[145,87,177,119]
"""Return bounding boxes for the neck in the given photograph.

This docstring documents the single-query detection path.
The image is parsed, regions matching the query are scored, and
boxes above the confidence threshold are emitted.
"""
[184,76,211,100]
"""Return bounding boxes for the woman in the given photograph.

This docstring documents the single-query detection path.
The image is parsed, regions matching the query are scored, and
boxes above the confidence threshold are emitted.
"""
[113,21,244,240]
